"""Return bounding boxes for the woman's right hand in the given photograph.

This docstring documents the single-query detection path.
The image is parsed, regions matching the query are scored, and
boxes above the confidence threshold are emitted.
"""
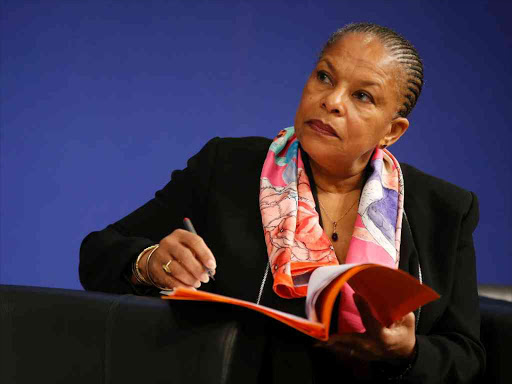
[137,229,216,290]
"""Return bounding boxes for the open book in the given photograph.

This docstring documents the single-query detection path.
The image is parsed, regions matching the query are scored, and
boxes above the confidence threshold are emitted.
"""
[161,263,439,341]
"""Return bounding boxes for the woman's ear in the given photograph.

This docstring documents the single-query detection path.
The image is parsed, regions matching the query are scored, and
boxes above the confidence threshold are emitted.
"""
[379,117,409,148]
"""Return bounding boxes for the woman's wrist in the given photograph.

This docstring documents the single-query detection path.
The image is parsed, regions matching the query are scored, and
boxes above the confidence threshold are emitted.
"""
[376,341,418,381]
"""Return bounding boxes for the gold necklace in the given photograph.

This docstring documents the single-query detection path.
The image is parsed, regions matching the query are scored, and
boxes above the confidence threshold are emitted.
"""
[318,197,359,242]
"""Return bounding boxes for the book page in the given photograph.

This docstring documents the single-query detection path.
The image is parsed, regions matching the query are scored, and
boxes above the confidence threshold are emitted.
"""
[305,264,359,322]
[346,266,439,326]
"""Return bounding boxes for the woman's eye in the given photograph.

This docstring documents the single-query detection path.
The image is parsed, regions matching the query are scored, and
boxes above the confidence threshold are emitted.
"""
[316,70,332,85]
[354,91,373,103]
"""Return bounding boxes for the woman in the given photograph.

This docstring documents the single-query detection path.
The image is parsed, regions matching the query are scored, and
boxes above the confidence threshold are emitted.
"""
[80,23,485,382]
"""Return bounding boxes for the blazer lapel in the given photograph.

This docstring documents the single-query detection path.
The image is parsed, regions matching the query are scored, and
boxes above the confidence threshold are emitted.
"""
[399,212,420,280]
[399,212,425,331]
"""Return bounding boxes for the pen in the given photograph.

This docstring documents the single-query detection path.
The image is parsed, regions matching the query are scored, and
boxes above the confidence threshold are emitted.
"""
[183,217,215,280]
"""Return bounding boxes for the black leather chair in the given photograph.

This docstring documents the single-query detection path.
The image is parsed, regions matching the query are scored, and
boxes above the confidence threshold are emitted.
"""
[1,284,511,384]
[477,285,512,384]
[0,285,269,384]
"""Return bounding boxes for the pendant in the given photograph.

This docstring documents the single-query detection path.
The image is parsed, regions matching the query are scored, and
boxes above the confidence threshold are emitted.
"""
[331,222,338,242]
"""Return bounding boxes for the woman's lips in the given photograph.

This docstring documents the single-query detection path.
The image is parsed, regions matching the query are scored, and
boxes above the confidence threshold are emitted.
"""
[307,120,338,137]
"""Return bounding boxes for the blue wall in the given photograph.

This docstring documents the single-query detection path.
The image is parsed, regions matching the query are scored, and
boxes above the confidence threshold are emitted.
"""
[1,0,511,289]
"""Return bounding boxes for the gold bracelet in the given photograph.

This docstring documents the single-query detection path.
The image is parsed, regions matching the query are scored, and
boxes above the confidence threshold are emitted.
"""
[145,245,166,290]
[133,245,159,286]
[132,261,147,285]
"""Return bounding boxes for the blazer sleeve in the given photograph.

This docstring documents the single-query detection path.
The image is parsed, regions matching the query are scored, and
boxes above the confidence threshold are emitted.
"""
[79,137,221,294]
[404,191,486,383]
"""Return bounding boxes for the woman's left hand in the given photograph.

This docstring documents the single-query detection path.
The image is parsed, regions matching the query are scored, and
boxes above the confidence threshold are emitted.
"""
[321,293,416,363]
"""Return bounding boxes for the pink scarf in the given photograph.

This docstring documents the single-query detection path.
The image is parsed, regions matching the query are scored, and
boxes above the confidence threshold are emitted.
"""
[259,127,404,333]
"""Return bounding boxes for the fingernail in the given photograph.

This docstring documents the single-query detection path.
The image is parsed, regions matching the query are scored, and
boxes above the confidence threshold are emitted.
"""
[206,260,216,269]
[194,281,201,288]
[200,273,209,283]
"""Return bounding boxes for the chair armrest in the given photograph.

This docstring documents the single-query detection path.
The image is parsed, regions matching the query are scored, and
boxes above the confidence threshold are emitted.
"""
[0,285,267,384]
[479,296,512,384]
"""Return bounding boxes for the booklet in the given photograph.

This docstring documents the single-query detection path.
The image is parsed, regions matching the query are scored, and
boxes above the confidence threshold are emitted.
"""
[161,263,439,341]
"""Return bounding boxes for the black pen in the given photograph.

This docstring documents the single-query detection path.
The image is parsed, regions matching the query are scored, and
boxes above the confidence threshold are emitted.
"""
[183,217,215,280]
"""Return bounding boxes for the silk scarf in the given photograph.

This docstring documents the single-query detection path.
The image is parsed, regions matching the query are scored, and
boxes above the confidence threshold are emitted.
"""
[259,127,404,333]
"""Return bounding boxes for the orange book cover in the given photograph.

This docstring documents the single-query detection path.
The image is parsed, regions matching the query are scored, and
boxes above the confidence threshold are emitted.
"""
[161,263,439,341]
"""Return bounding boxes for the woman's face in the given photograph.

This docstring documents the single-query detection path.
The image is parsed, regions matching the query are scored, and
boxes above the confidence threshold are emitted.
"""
[294,33,408,178]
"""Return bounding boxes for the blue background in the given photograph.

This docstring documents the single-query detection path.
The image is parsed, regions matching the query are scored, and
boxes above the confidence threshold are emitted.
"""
[1,0,511,289]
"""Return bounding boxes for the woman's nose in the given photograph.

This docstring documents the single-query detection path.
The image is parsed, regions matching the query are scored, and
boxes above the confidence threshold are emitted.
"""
[321,88,347,116]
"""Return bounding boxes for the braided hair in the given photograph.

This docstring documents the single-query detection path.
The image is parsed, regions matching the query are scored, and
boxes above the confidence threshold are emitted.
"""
[321,23,424,118]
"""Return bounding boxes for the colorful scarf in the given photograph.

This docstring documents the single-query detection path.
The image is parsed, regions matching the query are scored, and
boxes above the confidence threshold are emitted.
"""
[259,127,404,333]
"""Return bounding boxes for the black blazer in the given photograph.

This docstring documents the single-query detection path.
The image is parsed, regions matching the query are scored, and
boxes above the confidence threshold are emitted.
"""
[80,136,485,383]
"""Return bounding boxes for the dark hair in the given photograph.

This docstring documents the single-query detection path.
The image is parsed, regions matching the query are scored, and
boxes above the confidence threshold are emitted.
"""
[321,22,424,118]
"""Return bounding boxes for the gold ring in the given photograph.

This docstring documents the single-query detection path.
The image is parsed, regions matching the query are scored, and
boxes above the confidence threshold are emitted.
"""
[162,259,173,274]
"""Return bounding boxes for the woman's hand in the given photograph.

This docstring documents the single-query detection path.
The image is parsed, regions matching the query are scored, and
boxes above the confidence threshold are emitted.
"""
[137,229,216,290]
[321,293,416,363]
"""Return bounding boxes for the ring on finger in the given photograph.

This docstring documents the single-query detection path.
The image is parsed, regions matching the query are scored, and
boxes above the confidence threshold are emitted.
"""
[162,259,173,274]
